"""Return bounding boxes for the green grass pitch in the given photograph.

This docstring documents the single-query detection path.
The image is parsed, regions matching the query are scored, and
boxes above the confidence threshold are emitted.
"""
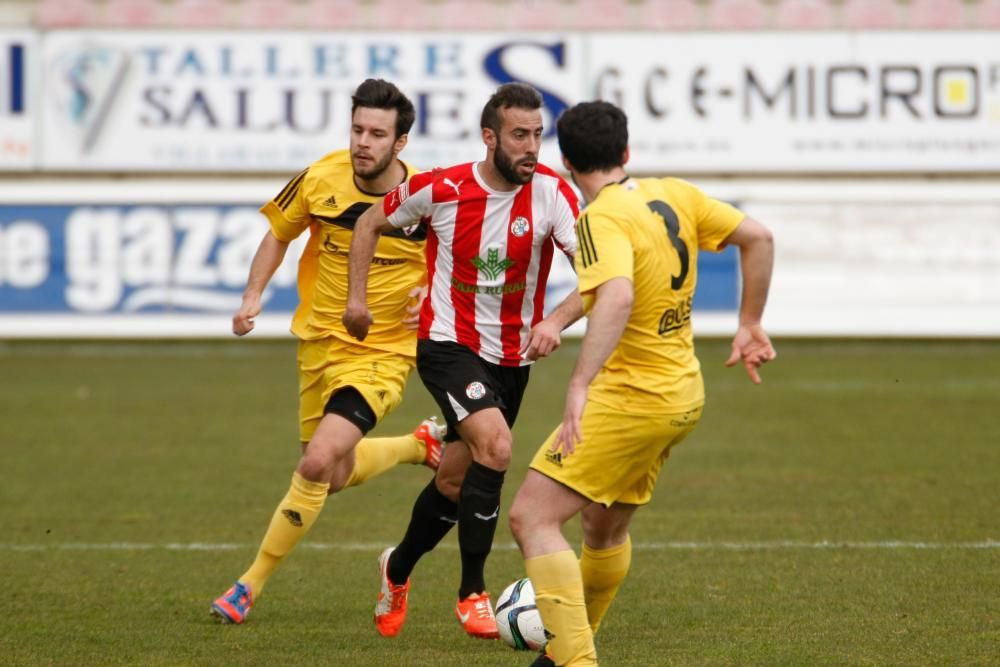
[0,338,997,665]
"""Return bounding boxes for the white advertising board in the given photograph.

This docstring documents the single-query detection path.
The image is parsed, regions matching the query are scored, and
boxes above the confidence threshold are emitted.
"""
[34,30,1000,173]
[39,31,580,172]
[0,30,36,170]
[589,32,1000,173]
[733,182,1000,337]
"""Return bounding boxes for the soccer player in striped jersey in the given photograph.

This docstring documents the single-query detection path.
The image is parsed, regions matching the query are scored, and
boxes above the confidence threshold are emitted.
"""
[508,100,776,666]
[209,79,446,625]
[344,83,582,640]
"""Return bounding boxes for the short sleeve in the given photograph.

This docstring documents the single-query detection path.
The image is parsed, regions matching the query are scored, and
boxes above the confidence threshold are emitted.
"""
[574,210,633,295]
[384,170,436,228]
[673,180,744,252]
[260,169,312,242]
[551,176,580,257]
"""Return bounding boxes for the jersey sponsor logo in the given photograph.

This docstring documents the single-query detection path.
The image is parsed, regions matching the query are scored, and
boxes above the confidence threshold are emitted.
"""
[658,295,693,335]
[465,381,486,400]
[510,216,530,238]
[321,234,407,265]
[471,248,515,281]
[450,276,525,295]
[322,194,338,208]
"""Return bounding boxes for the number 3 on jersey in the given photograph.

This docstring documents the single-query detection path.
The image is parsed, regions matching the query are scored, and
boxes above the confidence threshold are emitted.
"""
[647,200,689,290]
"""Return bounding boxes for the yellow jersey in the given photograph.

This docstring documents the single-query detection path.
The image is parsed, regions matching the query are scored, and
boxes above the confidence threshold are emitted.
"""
[260,149,425,354]
[575,177,744,413]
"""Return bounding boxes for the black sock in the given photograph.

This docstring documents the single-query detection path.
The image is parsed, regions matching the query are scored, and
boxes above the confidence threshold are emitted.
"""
[457,461,506,599]
[387,479,458,585]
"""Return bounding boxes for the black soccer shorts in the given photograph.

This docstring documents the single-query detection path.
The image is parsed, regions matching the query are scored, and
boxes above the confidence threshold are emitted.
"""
[416,339,531,442]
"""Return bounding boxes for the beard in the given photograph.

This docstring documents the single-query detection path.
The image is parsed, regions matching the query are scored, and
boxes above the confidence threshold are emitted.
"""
[493,143,535,186]
[352,149,395,181]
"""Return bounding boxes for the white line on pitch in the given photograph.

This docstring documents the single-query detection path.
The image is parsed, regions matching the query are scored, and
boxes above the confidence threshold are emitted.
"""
[1,540,997,552]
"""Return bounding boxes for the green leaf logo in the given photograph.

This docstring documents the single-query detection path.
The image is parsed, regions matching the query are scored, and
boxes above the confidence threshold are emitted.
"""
[471,248,515,281]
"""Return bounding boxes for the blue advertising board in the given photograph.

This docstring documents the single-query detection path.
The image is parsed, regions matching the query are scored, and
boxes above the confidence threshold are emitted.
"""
[0,204,301,316]
[0,201,737,336]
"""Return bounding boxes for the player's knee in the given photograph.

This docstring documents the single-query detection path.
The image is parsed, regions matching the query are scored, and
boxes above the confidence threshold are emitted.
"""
[296,457,327,483]
[296,447,337,483]
[474,437,512,470]
[581,510,631,549]
[508,494,536,545]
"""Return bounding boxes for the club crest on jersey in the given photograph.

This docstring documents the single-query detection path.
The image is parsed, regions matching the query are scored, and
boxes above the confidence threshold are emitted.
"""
[465,381,487,400]
[510,216,530,238]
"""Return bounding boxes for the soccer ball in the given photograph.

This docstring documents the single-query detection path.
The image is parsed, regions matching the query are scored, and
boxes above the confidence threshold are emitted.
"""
[495,577,547,650]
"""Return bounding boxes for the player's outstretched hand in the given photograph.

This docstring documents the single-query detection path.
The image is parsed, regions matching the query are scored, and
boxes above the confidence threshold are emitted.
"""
[233,295,262,336]
[725,323,776,384]
[521,319,562,361]
[402,285,427,330]
[342,302,373,341]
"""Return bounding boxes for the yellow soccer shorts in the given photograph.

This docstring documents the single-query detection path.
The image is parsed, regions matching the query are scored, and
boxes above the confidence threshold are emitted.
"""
[297,337,415,444]
[529,401,704,507]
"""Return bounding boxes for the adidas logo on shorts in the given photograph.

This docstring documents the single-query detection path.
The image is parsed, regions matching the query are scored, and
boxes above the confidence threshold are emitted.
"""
[545,450,562,467]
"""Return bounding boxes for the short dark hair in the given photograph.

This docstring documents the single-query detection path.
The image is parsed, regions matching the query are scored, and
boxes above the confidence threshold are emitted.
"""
[351,78,416,139]
[480,82,543,135]
[556,101,629,173]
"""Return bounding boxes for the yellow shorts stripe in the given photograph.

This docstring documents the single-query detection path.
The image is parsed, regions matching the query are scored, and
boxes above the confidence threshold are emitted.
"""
[529,401,703,507]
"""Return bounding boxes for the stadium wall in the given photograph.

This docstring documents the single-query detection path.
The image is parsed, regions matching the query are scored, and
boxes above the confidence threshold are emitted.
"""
[1,26,998,338]
[2,179,997,338]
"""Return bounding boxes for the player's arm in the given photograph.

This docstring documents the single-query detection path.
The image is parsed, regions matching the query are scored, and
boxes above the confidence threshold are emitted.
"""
[521,287,583,361]
[554,277,633,454]
[721,215,776,384]
[233,231,290,336]
[343,203,397,341]
[522,184,583,360]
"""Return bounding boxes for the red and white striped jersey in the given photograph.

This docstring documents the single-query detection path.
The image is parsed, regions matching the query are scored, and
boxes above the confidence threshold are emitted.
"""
[384,161,579,366]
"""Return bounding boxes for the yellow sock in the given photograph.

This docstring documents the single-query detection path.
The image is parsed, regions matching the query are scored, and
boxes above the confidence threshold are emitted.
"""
[580,535,632,635]
[525,550,598,667]
[343,434,422,488]
[239,472,329,597]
